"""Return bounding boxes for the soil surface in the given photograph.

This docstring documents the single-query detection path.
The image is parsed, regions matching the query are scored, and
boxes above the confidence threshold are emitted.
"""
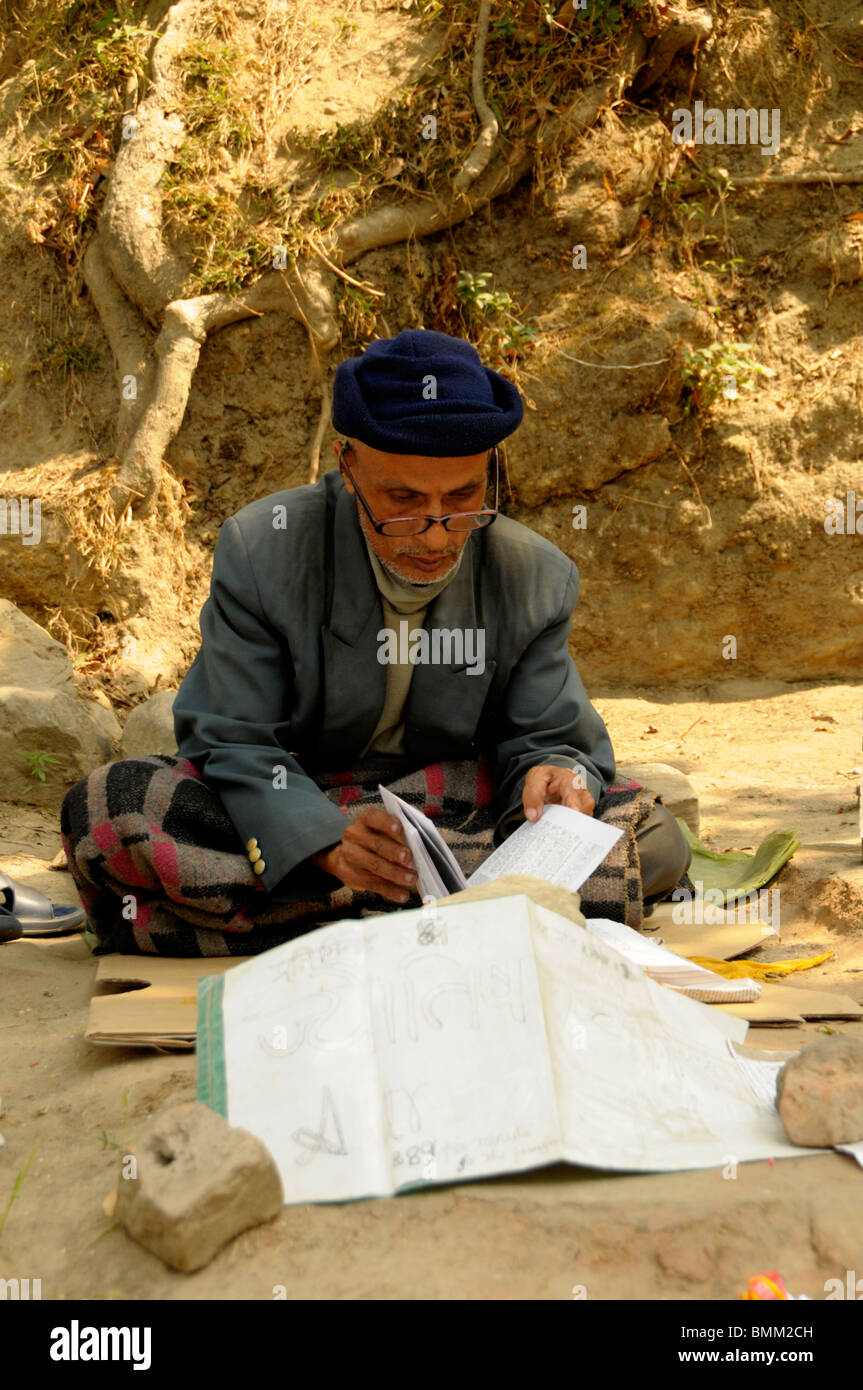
[1,680,861,1301]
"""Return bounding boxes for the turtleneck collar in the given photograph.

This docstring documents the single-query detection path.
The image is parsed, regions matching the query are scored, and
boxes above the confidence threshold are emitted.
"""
[363,537,467,616]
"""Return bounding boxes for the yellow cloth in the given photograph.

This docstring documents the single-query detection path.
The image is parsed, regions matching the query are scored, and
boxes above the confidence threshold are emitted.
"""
[361,541,464,757]
[684,951,833,979]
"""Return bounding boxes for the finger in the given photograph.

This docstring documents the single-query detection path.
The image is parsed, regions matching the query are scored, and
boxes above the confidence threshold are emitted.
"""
[359,807,407,844]
[557,765,591,809]
[534,767,574,810]
[354,868,416,904]
[360,872,416,904]
[522,766,553,821]
[562,791,585,810]
[347,819,414,869]
[341,865,414,904]
[342,840,418,892]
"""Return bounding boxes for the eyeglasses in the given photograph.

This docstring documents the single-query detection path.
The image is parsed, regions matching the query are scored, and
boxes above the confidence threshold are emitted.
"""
[337,440,500,536]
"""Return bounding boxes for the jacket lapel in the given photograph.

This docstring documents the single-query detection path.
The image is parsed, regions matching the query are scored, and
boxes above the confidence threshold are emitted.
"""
[319,481,386,755]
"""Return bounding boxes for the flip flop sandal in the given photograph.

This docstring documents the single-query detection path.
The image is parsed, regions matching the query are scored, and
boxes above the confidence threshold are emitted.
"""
[0,869,85,937]
[0,906,22,943]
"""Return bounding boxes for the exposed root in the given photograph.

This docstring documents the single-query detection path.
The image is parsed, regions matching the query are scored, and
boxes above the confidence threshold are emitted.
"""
[333,28,647,265]
[681,171,863,192]
[453,0,499,195]
[112,264,338,515]
[99,0,197,322]
[631,7,713,98]
[82,235,154,458]
[308,389,330,485]
[85,7,655,518]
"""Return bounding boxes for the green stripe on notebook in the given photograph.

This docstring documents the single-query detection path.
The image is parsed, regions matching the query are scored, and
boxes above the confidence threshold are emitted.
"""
[197,973,228,1117]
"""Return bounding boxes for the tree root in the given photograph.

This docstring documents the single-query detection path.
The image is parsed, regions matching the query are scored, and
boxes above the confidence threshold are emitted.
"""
[99,0,195,322]
[82,235,154,458]
[453,0,499,195]
[112,264,338,515]
[84,6,663,519]
[680,170,863,193]
[335,28,647,266]
[631,7,713,98]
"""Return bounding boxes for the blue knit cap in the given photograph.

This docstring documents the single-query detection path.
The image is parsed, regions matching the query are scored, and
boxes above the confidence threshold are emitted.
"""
[332,329,524,455]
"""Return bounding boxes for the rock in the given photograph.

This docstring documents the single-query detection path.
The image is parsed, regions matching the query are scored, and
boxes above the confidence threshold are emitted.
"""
[616,762,700,835]
[439,873,585,928]
[0,599,69,686]
[115,1101,283,1272]
[121,690,178,758]
[776,1037,863,1147]
[0,600,121,807]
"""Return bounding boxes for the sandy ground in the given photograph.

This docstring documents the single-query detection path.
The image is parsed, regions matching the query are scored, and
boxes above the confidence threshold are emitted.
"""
[1,678,861,1301]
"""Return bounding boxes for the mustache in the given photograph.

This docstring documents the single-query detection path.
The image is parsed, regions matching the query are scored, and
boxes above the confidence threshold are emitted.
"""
[395,548,460,559]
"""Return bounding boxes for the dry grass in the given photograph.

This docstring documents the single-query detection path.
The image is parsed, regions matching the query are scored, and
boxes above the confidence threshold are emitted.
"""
[0,454,188,584]
[5,0,660,305]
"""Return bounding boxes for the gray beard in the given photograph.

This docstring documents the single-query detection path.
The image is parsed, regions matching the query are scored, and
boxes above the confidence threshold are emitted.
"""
[376,552,458,588]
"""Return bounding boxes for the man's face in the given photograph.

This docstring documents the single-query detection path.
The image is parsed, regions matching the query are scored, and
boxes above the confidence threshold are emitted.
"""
[337,437,489,587]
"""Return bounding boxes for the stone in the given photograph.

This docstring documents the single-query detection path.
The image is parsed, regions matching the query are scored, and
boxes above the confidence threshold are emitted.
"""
[776,1037,863,1147]
[439,873,585,928]
[0,599,121,807]
[0,598,69,686]
[616,761,700,835]
[121,689,178,758]
[115,1102,283,1272]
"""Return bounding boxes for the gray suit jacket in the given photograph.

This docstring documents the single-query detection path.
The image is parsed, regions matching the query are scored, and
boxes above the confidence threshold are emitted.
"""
[173,469,615,896]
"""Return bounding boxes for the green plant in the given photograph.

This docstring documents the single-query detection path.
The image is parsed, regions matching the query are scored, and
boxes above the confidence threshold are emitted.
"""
[337,284,378,347]
[701,257,745,276]
[0,1144,38,1242]
[24,750,61,783]
[585,0,652,36]
[179,41,254,153]
[99,1091,131,1153]
[89,18,153,81]
[678,342,776,417]
[454,270,537,363]
[455,270,515,317]
[500,321,539,354]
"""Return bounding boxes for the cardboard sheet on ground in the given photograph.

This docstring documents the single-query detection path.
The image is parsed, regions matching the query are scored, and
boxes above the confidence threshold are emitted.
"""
[86,955,248,1047]
[196,893,835,1205]
[715,980,863,1025]
[644,902,776,959]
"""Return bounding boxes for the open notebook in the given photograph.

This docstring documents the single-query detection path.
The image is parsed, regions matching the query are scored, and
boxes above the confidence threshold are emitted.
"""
[379,785,622,899]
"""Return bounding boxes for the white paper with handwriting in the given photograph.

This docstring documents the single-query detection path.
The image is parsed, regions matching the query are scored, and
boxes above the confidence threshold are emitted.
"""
[207,894,830,1206]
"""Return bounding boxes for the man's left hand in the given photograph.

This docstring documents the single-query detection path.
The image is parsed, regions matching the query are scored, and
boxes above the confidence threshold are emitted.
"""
[522,764,595,822]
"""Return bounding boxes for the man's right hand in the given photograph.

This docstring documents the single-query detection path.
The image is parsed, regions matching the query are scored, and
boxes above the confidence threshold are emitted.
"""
[310,807,418,903]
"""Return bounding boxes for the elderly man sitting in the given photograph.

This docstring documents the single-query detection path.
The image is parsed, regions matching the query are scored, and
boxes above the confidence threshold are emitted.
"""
[61,329,691,955]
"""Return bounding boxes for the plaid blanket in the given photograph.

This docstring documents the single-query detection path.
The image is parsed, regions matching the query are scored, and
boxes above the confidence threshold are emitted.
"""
[60,754,665,957]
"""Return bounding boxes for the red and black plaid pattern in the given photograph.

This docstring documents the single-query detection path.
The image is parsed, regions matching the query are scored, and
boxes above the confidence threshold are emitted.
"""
[60,754,658,958]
